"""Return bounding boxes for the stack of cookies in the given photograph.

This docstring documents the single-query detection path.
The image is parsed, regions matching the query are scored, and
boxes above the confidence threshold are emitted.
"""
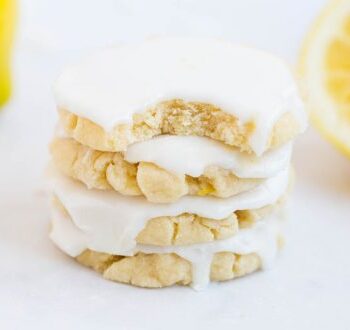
[49,38,306,289]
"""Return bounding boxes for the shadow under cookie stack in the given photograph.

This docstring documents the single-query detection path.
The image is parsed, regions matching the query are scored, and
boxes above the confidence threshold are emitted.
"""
[48,38,306,289]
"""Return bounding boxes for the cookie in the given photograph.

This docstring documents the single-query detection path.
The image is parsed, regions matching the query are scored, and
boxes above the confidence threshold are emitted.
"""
[54,38,306,156]
[50,137,262,203]
[52,195,281,247]
[58,103,301,155]
[76,249,264,288]
[49,167,289,257]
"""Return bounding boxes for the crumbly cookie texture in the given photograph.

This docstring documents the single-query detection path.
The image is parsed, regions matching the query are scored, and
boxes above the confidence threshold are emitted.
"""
[53,196,279,246]
[50,138,262,203]
[137,213,239,246]
[76,249,263,288]
[59,99,300,154]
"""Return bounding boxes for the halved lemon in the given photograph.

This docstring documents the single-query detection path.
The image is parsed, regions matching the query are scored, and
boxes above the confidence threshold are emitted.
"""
[299,0,350,157]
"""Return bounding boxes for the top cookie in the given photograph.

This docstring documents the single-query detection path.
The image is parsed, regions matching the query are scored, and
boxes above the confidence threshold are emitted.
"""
[55,38,306,155]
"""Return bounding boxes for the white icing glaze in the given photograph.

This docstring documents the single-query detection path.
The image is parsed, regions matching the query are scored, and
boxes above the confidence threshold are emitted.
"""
[125,135,292,178]
[50,209,87,257]
[54,37,306,155]
[48,168,288,257]
[50,204,282,290]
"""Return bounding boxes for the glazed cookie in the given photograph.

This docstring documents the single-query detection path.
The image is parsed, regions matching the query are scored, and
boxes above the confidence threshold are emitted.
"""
[54,38,306,156]
[50,137,265,203]
[49,167,289,256]
[76,249,264,288]
[58,103,301,155]
[52,195,281,247]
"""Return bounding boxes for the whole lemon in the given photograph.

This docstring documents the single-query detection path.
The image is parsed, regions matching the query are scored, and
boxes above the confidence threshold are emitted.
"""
[0,0,16,107]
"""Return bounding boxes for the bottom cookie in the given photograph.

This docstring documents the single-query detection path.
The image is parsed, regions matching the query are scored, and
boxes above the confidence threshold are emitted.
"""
[75,242,282,289]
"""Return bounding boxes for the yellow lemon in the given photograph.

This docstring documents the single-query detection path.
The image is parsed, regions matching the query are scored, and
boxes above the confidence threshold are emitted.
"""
[299,0,350,157]
[0,0,16,107]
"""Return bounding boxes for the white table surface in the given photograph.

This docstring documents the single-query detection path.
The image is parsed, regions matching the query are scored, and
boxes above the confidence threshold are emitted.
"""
[1,0,350,329]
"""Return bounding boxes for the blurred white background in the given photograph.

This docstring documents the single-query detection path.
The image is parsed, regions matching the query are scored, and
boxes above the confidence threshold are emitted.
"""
[19,0,323,58]
[1,1,350,329]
